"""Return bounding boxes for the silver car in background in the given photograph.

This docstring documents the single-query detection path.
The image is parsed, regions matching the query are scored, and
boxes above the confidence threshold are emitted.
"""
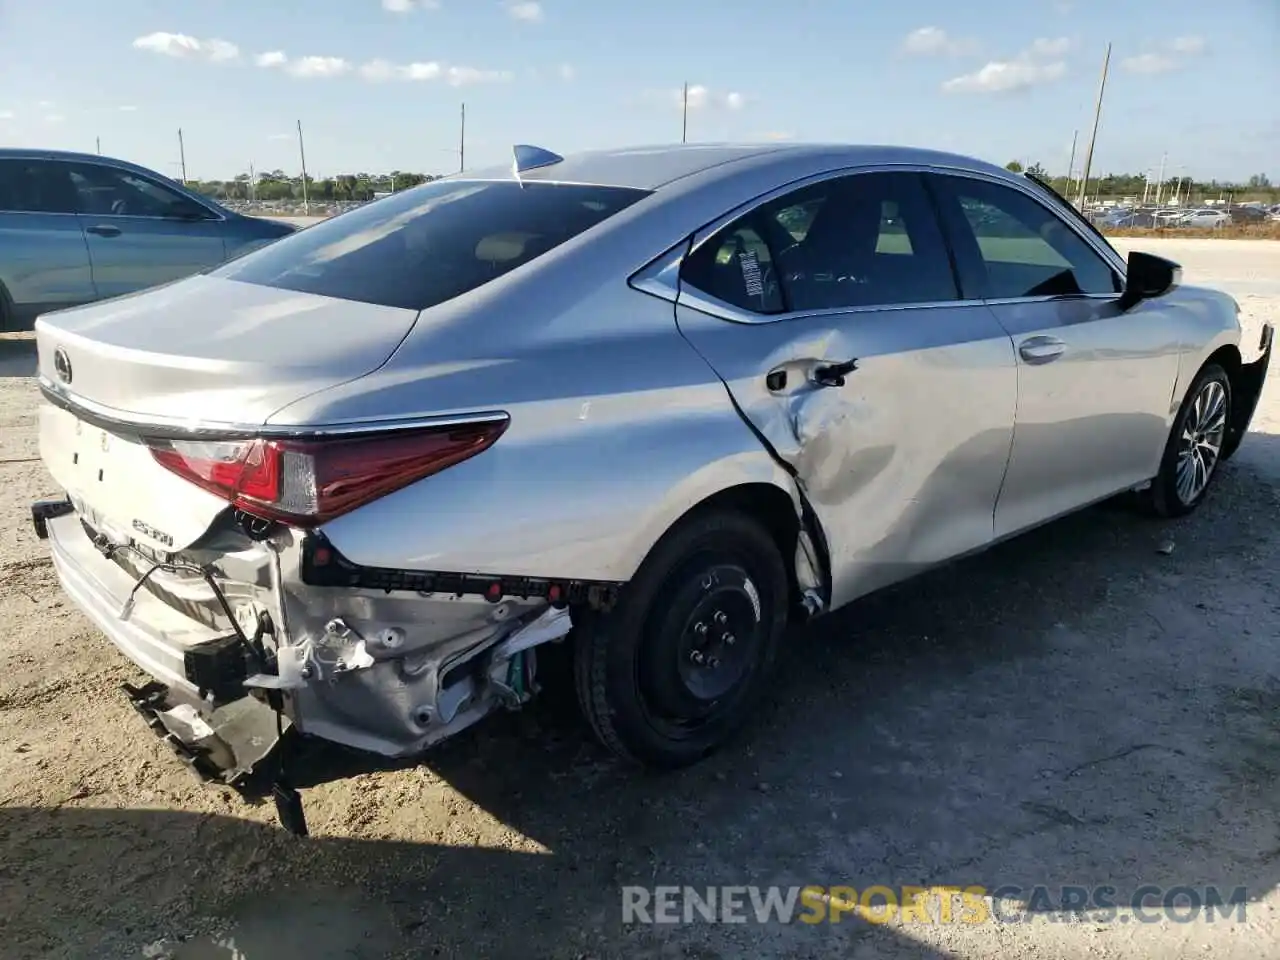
[30,143,1273,824]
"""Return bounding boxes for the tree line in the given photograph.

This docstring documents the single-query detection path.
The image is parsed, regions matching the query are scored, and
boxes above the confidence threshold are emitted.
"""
[183,166,1278,205]
[1002,162,1276,203]
[189,170,439,203]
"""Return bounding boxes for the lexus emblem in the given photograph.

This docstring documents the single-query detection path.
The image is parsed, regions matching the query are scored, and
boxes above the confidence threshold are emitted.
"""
[53,348,72,385]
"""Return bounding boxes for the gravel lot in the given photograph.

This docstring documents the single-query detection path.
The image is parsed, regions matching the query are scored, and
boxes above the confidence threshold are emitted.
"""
[1,238,1277,960]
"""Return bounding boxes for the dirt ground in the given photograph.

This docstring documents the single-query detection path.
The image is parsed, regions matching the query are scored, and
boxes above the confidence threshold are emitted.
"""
[1,238,1278,960]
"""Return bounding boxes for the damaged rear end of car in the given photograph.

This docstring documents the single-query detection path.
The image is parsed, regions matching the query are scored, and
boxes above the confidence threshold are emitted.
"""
[33,399,601,792]
[32,158,821,828]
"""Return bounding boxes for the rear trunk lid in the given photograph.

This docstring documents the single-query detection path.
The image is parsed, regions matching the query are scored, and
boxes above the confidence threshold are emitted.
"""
[35,274,420,553]
[34,274,419,426]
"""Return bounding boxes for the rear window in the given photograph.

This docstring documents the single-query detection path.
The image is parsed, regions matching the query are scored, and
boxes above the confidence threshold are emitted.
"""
[210,179,650,310]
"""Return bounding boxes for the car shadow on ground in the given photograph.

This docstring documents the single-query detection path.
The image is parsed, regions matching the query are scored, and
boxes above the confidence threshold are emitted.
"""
[0,335,36,378]
[5,432,1279,960]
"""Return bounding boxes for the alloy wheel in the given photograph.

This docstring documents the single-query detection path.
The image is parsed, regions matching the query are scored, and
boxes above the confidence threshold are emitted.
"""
[1175,379,1228,505]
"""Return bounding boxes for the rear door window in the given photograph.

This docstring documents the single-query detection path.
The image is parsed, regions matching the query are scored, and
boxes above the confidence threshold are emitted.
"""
[680,171,958,315]
[211,180,650,310]
[0,159,80,214]
[66,163,215,219]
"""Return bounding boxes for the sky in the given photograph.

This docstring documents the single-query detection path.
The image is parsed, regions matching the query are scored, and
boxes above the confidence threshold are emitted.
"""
[0,0,1276,183]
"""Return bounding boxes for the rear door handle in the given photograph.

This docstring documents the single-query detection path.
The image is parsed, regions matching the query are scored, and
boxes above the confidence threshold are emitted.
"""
[85,224,121,237]
[1018,336,1066,364]
[812,358,859,388]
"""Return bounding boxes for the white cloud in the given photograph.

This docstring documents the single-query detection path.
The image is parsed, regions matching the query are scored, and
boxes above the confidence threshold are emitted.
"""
[44,114,65,124]
[132,32,239,62]
[37,100,54,109]
[668,85,748,111]
[285,56,350,78]
[1121,36,1207,75]
[940,35,1072,93]
[558,62,575,81]
[256,50,288,68]
[902,26,979,56]
[446,65,513,85]
[760,131,795,141]
[1121,52,1177,74]
[402,61,444,80]
[508,1,543,21]
[356,59,503,84]
[382,0,439,9]
[358,58,397,81]
[942,58,1066,93]
[117,105,138,112]
[1028,36,1072,57]
[268,133,293,141]
[0,110,14,121]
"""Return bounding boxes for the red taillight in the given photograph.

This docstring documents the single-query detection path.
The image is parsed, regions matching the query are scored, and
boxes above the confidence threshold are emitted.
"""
[147,419,507,526]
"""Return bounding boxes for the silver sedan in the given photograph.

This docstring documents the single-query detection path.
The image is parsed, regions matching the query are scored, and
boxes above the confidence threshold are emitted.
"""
[30,143,1274,809]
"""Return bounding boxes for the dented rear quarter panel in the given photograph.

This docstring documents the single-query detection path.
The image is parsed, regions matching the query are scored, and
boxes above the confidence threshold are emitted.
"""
[284,281,800,583]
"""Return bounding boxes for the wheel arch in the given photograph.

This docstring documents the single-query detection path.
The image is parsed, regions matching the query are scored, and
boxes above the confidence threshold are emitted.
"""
[641,480,832,624]
[1196,344,1254,460]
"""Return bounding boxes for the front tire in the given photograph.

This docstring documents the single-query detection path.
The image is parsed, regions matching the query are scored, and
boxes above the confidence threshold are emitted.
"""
[1144,363,1232,518]
[572,509,789,769]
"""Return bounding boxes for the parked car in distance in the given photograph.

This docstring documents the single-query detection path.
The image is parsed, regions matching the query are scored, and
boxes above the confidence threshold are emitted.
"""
[0,148,296,330]
[1226,204,1267,224]
[31,144,1274,818]
[1178,208,1233,228]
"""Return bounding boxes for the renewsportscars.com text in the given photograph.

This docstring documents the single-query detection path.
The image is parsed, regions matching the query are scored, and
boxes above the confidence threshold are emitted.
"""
[621,885,1249,925]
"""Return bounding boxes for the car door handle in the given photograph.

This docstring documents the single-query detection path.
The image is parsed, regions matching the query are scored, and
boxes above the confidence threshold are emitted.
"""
[85,224,121,237]
[812,358,859,388]
[1018,336,1066,364]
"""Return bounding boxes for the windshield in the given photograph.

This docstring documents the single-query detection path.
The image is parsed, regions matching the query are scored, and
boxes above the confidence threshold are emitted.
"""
[211,178,650,310]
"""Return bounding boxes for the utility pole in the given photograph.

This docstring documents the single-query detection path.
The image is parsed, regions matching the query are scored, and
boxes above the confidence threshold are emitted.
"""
[297,119,310,216]
[177,128,188,184]
[1075,42,1111,210]
[459,102,466,172]
[1065,129,1078,197]
[249,161,256,202]
[96,136,101,155]
[681,82,689,143]
[1153,151,1167,207]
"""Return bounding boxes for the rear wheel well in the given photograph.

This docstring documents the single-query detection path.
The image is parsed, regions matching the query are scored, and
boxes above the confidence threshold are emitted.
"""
[674,483,810,618]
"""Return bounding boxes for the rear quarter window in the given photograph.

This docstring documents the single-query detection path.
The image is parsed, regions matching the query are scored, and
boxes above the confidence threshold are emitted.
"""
[210,180,649,310]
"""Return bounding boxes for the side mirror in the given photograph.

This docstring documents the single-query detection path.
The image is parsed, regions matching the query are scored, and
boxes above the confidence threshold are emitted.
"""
[1119,250,1181,311]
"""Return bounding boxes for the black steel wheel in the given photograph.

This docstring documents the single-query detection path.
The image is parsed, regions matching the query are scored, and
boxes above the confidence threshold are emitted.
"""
[573,509,789,768]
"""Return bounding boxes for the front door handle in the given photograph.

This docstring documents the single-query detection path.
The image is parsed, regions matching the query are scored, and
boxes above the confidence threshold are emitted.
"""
[1018,336,1066,364]
[85,224,121,237]
[812,358,859,388]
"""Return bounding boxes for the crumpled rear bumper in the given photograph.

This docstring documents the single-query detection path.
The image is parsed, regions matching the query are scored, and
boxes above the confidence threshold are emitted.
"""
[33,503,581,784]
[38,507,285,784]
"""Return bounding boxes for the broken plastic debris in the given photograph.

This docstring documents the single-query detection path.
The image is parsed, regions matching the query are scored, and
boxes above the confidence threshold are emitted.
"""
[490,606,573,661]
[162,703,215,739]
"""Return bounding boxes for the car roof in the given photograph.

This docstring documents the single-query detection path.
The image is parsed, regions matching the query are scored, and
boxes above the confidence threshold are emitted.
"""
[458,142,1016,191]
[0,146,175,179]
